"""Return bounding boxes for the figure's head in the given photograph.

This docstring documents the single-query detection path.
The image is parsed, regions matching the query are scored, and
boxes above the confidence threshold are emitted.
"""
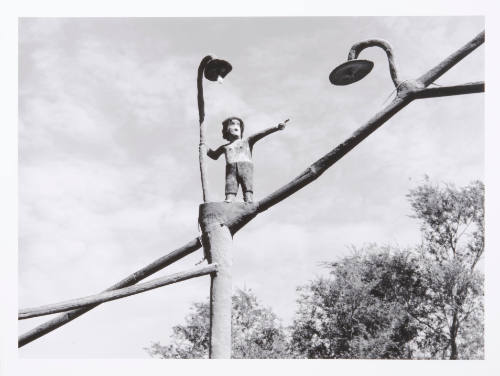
[222,117,245,141]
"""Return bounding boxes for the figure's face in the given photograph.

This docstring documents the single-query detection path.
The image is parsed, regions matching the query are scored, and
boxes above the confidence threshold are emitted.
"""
[227,120,242,139]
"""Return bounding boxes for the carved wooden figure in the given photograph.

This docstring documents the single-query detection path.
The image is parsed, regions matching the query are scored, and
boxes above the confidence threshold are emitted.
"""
[208,117,289,203]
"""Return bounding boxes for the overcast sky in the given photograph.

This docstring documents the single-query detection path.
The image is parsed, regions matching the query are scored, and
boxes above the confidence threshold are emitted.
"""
[18,17,484,358]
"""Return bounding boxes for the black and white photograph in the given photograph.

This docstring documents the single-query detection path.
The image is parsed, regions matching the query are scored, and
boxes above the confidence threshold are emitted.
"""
[2,3,499,373]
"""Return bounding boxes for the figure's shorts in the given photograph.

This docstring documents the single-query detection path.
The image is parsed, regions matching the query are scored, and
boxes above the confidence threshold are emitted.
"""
[225,161,254,195]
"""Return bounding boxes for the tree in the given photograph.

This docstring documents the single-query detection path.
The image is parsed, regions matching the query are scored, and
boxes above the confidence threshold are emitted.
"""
[290,180,484,359]
[289,246,424,359]
[406,179,484,359]
[145,288,290,359]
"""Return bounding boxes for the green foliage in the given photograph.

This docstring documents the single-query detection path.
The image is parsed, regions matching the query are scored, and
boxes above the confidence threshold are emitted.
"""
[411,257,484,359]
[407,180,484,359]
[289,180,484,359]
[289,246,423,359]
[407,179,484,266]
[146,301,210,359]
[144,288,290,359]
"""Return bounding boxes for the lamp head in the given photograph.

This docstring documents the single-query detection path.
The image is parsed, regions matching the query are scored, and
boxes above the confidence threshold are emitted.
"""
[204,59,232,82]
[329,59,374,86]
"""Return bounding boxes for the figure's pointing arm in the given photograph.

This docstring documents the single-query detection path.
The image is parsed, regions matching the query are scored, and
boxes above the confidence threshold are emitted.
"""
[207,146,223,160]
[248,119,290,147]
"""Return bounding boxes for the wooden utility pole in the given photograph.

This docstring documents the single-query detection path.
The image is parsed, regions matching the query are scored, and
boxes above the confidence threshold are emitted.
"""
[199,203,234,358]
[197,202,258,358]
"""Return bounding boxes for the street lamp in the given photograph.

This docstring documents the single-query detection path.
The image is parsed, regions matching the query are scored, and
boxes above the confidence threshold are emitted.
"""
[196,55,233,359]
[197,55,232,203]
[329,39,402,87]
[328,34,484,102]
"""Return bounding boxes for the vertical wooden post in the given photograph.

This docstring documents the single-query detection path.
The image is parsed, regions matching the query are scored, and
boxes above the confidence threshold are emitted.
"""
[205,224,232,358]
[199,203,234,358]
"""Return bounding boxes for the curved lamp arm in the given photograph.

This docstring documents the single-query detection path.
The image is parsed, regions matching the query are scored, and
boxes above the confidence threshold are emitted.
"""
[347,39,402,87]
[196,54,232,202]
[197,55,214,202]
[197,55,214,125]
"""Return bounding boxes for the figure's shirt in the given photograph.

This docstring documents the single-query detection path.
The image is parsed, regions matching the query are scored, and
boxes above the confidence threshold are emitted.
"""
[208,126,280,163]
[223,138,253,164]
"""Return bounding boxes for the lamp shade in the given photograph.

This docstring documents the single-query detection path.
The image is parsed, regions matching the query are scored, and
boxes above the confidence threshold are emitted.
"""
[204,59,232,81]
[329,59,374,86]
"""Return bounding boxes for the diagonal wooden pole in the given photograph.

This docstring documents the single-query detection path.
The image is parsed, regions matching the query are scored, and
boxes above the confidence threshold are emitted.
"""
[18,238,202,347]
[412,81,484,99]
[19,264,218,320]
[417,31,484,87]
[19,30,485,349]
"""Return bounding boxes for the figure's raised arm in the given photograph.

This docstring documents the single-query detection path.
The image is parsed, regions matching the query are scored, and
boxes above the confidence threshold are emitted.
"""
[207,146,224,160]
[248,119,290,147]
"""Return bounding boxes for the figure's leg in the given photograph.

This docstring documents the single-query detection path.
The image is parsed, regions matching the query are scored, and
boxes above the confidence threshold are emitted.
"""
[243,191,253,203]
[225,193,236,202]
[225,163,238,203]
[239,162,254,203]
